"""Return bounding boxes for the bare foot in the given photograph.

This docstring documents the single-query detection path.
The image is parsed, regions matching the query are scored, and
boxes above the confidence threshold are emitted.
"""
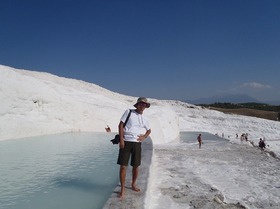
[131,185,141,192]
[118,191,125,199]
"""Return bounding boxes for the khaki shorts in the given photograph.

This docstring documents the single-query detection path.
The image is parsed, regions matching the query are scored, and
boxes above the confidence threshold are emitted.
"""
[117,141,141,167]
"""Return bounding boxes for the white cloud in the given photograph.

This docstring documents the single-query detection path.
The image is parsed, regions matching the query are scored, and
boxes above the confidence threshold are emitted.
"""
[239,82,272,89]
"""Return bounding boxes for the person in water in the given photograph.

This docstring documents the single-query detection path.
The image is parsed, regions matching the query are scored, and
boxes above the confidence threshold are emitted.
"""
[197,134,202,148]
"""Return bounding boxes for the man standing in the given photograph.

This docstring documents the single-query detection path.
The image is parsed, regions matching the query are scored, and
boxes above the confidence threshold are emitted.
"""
[117,97,151,198]
[259,138,266,151]
[197,134,202,149]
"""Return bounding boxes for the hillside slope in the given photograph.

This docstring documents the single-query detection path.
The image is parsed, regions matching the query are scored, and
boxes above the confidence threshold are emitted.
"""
[210,107,279,121]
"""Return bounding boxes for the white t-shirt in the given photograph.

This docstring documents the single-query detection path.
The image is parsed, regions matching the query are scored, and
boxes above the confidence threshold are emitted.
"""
[120,109,150,142]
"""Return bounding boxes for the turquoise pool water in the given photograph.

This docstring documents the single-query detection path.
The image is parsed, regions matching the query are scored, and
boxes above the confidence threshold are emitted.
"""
[0,132,119,209]
[179,131,229,147]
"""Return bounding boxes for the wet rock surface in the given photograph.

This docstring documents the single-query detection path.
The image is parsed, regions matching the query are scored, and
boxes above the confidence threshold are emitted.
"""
[152,139,280,209]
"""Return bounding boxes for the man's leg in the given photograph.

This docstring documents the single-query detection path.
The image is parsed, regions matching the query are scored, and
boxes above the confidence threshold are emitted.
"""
[132,166,140,192]
[119,165,127,198]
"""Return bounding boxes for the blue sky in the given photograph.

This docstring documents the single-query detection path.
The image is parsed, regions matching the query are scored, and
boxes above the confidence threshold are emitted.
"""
[1,0,280,103]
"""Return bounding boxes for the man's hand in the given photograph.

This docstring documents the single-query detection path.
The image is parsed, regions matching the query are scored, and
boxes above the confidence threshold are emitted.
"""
[137,135,146,142]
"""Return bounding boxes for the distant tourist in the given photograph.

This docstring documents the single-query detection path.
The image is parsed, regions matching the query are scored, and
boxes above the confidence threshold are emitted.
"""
[117,97,151,199]
[236,133,238,139]
[240,133,247,143]
[245,133,248,142]
[197,134,202,149]
[259,138,266,151]
[105,125,111,132]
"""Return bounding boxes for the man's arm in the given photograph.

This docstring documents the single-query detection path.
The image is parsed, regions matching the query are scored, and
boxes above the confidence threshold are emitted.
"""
[137,129,151,142]
[119,121,125,148]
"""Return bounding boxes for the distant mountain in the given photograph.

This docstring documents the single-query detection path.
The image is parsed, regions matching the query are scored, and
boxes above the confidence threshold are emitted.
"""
[266,100,280,106]
[186,94,260,105]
